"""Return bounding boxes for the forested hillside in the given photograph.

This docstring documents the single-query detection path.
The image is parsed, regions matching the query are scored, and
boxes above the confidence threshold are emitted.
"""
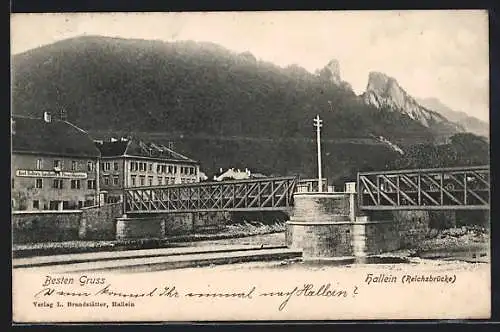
[12,36,484,181]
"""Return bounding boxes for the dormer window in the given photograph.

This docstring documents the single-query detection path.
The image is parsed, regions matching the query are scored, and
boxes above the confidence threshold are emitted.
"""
[53,160,62,171]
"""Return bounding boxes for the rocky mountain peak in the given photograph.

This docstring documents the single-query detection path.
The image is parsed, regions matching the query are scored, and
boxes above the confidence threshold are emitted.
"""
[315,58,352,90]
[366,72,397,94]
[324,59,341,84]
[365,71,410,111]
[315,59,341,84]
[362,71,464,137]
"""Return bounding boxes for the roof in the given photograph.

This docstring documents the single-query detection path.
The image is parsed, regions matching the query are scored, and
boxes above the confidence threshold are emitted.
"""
[95,138,198,163]
[11,116,100,158]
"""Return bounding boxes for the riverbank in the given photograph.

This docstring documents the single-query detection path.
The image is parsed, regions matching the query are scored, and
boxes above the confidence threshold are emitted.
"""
[12,222,286,258]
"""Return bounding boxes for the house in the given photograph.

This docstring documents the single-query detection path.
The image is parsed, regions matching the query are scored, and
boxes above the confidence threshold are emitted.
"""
[213,168,266,181]
[95,137,201,203]
[11,112,101,211]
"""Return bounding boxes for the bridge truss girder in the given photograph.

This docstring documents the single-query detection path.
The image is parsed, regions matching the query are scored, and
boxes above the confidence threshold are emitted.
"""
[124,176,298,214]
[357,166,490,211]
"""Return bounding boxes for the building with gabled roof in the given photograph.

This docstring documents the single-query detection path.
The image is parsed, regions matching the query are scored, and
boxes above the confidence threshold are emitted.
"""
[95,137,200,203]
[11,112,101,211]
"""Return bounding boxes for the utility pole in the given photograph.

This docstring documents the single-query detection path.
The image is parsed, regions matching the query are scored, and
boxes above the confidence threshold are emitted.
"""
[313,115,323,192]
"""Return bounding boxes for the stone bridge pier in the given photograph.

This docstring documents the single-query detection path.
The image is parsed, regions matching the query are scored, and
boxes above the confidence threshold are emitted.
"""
[286,185,430,260]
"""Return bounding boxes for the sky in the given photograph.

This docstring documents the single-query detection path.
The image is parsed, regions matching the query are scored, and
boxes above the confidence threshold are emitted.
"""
[11,11,489,122]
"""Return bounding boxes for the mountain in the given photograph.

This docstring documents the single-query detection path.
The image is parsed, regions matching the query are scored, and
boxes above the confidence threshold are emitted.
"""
[362,72,464,141]
[416,97,489,138]
[11,36,443,183]
[315,59,353,91]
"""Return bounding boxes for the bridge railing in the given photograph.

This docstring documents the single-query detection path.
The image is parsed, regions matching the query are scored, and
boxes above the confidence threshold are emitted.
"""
[124,176,298,214]
[357,165,490,210]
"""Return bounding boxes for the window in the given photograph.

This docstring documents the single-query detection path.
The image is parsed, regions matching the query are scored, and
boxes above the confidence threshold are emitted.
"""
[33,200,39,209]
[71,180,81,189]
[113,176,119,185]
[35,178,43,189]
[36,159,43,169]
[157,165,161,173]
[140,176,145,186]
[149,163,153,172]
[53,160,62,169]
[131,176,136,186]
[84,199,94,207]
[148,176,153,186]
[53,179,63,189]
[158,177,162,185]
[49,201,60,210]
[87,161,94,171]
[105,162,111,171]
[104,176,110,185]
[130,162,134,171]
[87,180,96,189]
[114,162,119,171]
[174,166,177,174]
[71,161,78,171]
[78,201,83,208]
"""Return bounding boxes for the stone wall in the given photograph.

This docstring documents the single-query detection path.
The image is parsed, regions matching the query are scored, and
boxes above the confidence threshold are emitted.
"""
[12,211,82,243]
[287,222,353,257]
[291,193,351,222]
[392,211,430,248]
[116,217,165,240]
[116,212,195,240]
[79,203,122,240]
[194,212,230,232]
[13,203,123,243]
[230,211,289,224]
[287,192,437,258]
[287,193,354,259]
[456,210,490,228]
[163,213,194,235]
[363,221,400,254]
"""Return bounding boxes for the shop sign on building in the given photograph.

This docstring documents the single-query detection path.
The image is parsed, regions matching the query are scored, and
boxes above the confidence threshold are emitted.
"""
[15,170,88,179]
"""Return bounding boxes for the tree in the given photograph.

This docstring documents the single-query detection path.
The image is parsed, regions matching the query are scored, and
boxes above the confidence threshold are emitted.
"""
[390,132,489,170]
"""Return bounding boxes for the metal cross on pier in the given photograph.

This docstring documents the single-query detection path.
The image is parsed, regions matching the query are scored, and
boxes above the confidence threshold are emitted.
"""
[313,115,323,192]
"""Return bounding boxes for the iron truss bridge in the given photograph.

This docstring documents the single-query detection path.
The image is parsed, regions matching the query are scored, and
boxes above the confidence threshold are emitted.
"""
[357,165,490,211]
[124,176,298,214]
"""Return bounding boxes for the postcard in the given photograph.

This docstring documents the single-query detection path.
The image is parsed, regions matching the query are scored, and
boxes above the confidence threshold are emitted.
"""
[11,10,490,322]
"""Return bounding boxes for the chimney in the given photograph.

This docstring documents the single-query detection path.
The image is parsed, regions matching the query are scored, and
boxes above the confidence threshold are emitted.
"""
[168,141,174,150]
[219,168,223,173]
[43,112,52,123]
[111,137,118,142]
